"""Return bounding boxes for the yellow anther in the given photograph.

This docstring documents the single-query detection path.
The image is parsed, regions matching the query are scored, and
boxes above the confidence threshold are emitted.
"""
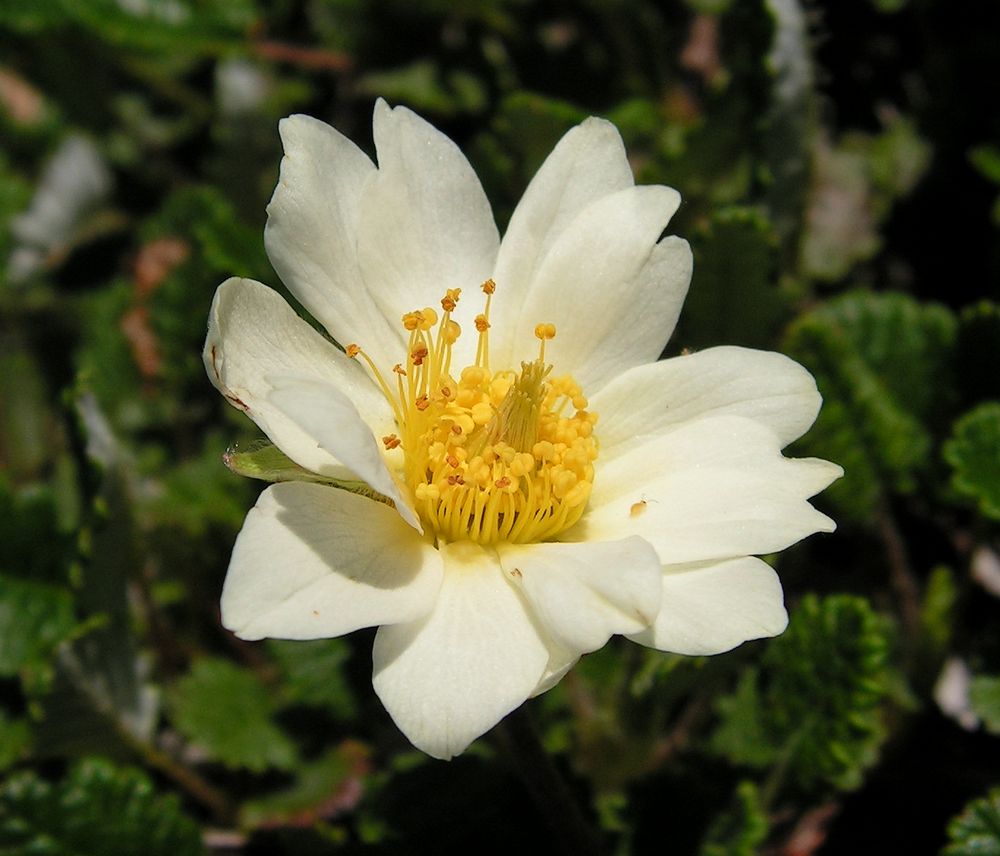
[415,394,430,411]
[410,345,429,366]
[534,323,557,340]
[440,386,452,399]
[481,278,496,295]
[495,476,511,490]
[402,311,423,332]
[420,307,438,330]
[446,454,460,468]
[346,343,360,358]
[442,320,461,344]
[393,363,406,376]
[475,314,490,332]
[382,434,401,450]
[441,288,462,312]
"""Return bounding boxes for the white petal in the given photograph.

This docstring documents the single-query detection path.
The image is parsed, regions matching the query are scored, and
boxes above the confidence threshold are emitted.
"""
[357,100,499,338]
[592,346,823,457]
[267,377,420,530]
[494,186,686,390]
[221,483,442,641]
[576,415,842,565]
[628,557,788,655]
[203,278,392,477]
[490,116,635,354]
[498,537,661,655]
[264,115,404,370]
[372,541,549,760]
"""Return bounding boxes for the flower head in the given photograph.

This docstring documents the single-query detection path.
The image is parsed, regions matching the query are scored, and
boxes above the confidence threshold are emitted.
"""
[204,100,842,759]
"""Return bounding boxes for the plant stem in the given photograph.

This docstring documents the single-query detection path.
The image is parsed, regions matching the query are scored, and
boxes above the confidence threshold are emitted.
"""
[493,704,605,856]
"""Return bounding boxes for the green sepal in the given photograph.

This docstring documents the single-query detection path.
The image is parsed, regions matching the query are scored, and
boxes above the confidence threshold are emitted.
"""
[223,439,393,505]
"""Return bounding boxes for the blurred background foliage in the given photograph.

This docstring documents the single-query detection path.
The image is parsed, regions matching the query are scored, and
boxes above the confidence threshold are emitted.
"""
[0,0,998,853]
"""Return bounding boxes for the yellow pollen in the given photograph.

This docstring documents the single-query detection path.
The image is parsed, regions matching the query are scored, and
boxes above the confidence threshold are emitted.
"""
[364,283,597,545]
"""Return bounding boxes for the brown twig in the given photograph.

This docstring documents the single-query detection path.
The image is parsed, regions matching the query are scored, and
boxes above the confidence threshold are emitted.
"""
[876,498,921,645]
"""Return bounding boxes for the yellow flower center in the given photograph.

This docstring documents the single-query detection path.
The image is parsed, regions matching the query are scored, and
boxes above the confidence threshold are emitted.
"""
[349,280,599,545]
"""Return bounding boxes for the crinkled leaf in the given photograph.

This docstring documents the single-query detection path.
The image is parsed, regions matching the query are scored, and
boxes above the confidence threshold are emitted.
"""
[944,403,1000,520]
[0,758,205,856]
[785,290,955,521]
[169,658,297,772]
[711,595,891,793]
[268,639,358,720]
[944,786,1000,856]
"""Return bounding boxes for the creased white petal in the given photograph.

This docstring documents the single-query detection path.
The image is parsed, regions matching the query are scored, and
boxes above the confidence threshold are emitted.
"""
[490,116,634,355]
[494,186,686,390]
[357,100,499,341]
[498,537,661,655]
[203,278,392,477]
[575,415,842,565]
[267,378,420,530]
[628,557,788,655]
[372,541,549,760]
[222,483,442,641]
[593,346,823,457]
[264,115,404,370]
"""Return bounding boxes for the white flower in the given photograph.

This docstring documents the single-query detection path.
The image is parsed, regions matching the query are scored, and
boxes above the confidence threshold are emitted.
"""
[204,100,842,760]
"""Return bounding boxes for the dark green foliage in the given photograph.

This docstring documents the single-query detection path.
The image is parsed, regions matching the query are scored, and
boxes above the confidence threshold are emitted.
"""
[0,758,205,856]
[711,595,891,793]
[944,787,1000,856]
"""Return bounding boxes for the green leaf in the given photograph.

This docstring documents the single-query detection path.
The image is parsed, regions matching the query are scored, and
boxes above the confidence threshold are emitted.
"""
[944,403,1000,519]
[0,758,205,856]
[711,595,891,793]
[170,658,297,772]
[358,60,487,117]
[0,575,78,686]
[268,639,358,720]
[0,711,31,772]
[919,566,958,661]
[785,290,956,521]
[699,781,769,856]
[970,676,1000,736]
[675,207,791,351]
[944,786,1000,856]
[709,669,778,768]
